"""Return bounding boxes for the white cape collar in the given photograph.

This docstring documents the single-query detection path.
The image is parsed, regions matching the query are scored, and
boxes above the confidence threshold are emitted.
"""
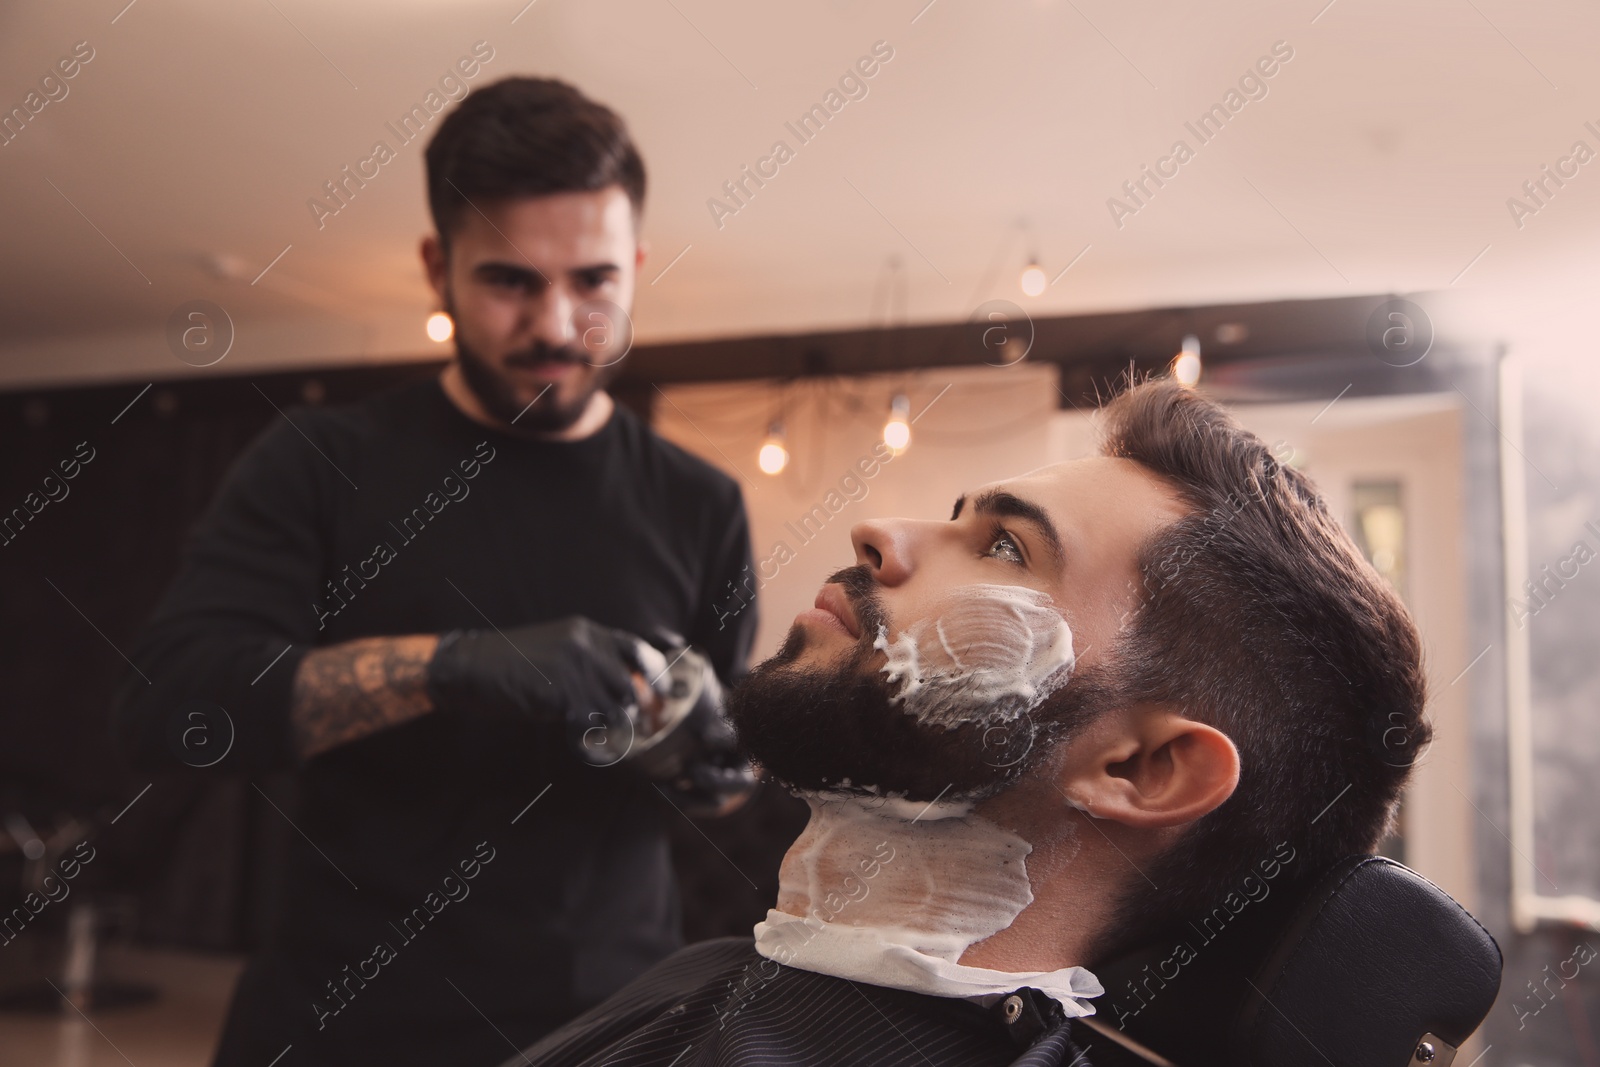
[753,909,1103,1017]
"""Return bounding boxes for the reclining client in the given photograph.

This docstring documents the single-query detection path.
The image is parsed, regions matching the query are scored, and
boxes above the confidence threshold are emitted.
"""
[505,376,1430,1067]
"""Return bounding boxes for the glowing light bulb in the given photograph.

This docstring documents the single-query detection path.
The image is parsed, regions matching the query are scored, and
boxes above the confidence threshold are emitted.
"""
[1172,334,1201,387]
[883,420,911,452]
[758,425,789,475]
[1019,262,1047,297]
[883,394,912,454]
[426,311,454,343]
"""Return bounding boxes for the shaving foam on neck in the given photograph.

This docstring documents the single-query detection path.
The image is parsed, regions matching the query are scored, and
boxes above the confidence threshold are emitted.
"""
[773,794,1032,960]
[874,583,1075,728]
[754,793,1100,1014]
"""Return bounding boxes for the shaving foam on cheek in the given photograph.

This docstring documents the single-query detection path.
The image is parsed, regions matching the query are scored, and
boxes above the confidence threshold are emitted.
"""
[874,584,1075,728]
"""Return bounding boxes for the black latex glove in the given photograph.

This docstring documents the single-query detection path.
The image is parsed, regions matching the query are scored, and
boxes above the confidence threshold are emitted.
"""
[427,616,647,766]
[670,754,760,817]
[627,649,759,815]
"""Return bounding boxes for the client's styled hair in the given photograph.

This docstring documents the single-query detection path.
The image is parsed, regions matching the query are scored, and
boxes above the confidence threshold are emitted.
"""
[1088,377,1429,961]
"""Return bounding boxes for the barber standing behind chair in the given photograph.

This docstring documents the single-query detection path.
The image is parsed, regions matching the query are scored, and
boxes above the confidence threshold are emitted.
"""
[111,77,759,1067]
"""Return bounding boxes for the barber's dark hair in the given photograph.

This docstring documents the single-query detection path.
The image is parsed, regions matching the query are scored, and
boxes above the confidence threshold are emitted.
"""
[1086,376,1429,962]
[424,76,645,247]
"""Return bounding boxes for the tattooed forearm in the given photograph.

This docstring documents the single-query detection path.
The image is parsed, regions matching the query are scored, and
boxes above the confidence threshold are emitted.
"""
[290,634,441,760]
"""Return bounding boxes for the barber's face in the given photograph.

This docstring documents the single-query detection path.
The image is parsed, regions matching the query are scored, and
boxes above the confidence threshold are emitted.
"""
[424,186,642,434]
[728,457,1188,798]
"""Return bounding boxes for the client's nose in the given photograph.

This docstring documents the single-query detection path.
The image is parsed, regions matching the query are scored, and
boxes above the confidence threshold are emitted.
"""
[850,519,916,587]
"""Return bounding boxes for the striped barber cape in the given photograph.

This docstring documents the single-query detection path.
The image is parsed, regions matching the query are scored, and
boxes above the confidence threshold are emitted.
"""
[501,938,1095,1067]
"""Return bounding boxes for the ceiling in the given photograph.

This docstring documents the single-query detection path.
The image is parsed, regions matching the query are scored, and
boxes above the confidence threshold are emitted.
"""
[2,0,1598,389]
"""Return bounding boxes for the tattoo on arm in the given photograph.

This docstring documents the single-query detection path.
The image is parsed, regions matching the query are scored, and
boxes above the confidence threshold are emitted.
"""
[290,635,441,760]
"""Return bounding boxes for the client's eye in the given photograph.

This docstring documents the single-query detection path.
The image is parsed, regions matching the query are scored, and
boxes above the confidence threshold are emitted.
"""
[986,529,1024,565]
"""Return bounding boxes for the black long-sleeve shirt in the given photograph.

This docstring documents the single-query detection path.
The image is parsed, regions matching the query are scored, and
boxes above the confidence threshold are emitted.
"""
[504,938,1096,1066]
[111,378,757,1067]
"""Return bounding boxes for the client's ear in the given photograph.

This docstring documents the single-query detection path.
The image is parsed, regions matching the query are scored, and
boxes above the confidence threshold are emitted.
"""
[1059,707,1240,828]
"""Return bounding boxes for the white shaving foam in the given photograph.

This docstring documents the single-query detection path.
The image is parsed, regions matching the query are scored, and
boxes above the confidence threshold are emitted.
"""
[778,795,1033,959]
[873,583,1075,728]
[753,794,1100,1013]
[802,787,976,822]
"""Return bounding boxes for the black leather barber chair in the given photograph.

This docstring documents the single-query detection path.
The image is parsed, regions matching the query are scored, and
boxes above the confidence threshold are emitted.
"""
[1080,856,1502,1067]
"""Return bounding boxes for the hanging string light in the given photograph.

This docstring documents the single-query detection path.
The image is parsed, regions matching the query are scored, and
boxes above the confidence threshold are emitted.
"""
[425,311,453,343]
[883,393,912,454]
[758,422,789,475]
[1172,334,1202,387]
[1019,260,1047,297]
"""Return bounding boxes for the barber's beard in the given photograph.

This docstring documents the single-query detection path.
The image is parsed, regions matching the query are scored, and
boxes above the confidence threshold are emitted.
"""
[727,566,1112,802]
[445,291,623,436]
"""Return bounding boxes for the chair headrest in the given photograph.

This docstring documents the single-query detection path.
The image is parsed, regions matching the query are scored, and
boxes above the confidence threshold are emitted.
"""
[1086,855,1502,1066]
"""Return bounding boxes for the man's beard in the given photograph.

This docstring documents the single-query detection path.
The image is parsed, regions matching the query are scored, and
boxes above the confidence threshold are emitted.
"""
[726,566,1112,802]
[446,291,624,435]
